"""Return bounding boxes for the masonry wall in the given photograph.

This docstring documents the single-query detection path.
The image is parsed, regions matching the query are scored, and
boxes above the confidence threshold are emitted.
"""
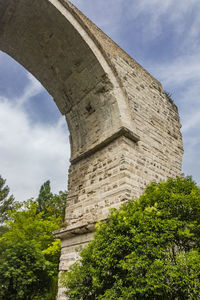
[62,49,183,231]
[65,117,182,232]
[55,6,183,300]
[57,122,182,299]
[112,55,183,179]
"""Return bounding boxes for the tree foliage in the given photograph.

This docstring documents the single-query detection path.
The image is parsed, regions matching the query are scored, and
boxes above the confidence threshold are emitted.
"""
[0,200,61,300]
[36,180,67,222]
[0,175,16,224]
[0,179,67,300]
[62,177,200,300]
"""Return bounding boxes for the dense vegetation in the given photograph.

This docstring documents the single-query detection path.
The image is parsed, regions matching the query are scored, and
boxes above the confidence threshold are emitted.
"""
[62,177,200,300]
[0,177,67,300]
[1,176,200,299]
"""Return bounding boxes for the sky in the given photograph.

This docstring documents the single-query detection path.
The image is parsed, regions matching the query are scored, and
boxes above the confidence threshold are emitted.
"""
[0,0,200,201]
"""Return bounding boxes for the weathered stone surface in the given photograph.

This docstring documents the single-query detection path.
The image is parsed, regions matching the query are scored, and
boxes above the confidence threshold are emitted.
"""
[0,1,183,299]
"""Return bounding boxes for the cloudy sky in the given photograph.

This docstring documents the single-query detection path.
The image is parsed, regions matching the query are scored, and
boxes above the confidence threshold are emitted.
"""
[0,0,200,201]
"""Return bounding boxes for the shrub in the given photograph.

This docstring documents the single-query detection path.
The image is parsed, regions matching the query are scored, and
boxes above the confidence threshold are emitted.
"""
[62,177,200,299]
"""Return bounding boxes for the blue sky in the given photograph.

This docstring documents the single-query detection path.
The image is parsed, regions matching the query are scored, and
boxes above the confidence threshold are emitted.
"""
[0,0,200,201]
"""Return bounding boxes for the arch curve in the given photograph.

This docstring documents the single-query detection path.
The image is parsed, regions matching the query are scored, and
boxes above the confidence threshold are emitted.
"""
[0,0,137,162]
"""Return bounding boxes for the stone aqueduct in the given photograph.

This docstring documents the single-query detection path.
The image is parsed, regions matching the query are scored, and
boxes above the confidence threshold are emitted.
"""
[0,0,183,298]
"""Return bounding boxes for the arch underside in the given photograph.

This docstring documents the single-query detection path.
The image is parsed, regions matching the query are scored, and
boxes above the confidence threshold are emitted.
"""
[0,0,138,163]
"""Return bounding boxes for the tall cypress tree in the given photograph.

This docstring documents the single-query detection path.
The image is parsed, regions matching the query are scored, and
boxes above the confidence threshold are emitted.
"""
[36,180,52,214]
[36,180,67,221]
[0,175,16,224]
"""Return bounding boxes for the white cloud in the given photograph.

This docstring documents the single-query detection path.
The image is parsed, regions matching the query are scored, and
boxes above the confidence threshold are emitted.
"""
[129,0,200,40]
[182,133,200,185]
[16,73,43,107]
[150,52,200,88]
[181,105,200,133]
[0,92,70,202]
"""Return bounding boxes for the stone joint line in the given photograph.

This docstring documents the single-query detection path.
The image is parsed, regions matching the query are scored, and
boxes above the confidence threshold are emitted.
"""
[70,126,140,164]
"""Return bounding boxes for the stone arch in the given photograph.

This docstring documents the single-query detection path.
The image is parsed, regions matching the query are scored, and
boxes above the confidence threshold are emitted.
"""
[0,1,183,299]
[0,0,136,163]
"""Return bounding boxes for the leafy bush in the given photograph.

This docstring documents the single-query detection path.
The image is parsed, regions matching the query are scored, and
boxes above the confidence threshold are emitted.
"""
[0,200,61,300]
[62,177,200,300]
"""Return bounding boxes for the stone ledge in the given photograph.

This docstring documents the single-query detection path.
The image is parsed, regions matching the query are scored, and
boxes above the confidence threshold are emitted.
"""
[54,216,109,241]
[71,126,140,164]
[54,222,96,240]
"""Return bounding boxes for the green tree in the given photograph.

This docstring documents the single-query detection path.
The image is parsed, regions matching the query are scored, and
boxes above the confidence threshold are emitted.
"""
[37,180,52,213]
[36,180,67,221]
[62,177,200,299]
[0,175,16,224]
[0,200,61,300]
